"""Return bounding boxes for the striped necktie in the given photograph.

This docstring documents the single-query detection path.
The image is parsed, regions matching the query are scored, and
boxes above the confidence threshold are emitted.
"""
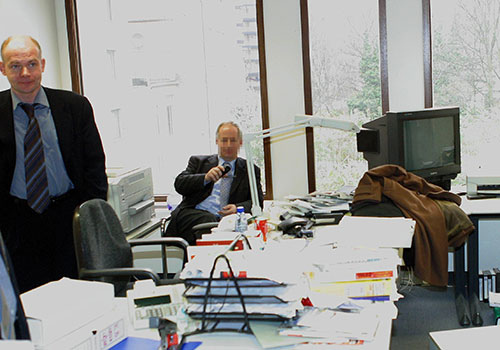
[21,103,50,214]
[219,162,232,209]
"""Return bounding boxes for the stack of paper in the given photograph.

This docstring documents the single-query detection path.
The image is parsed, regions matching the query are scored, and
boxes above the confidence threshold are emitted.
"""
[180,249,307,323]
[284,198,350,216]
[303,246,402,301]
[278,307,380,342]
[313,215,415,248]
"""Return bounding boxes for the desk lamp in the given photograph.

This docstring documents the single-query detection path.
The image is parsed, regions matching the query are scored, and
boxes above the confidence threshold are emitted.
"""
[243,114,360,216]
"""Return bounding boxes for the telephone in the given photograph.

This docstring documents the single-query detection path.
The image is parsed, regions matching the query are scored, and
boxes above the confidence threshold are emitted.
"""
[126,280,184,329]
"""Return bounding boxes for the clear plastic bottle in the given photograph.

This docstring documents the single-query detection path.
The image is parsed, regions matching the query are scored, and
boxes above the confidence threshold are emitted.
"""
[235,206,248,233]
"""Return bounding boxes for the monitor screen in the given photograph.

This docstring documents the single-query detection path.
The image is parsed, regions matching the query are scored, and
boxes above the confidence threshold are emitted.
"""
[357,106,461,190]
[403,116,456,172]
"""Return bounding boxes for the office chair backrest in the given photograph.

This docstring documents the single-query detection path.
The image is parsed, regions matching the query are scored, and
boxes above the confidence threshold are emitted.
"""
[73,198,133,295]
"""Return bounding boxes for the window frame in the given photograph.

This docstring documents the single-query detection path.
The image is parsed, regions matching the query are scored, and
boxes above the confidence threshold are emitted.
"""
[64,0,273,199]
[300,0,432,192]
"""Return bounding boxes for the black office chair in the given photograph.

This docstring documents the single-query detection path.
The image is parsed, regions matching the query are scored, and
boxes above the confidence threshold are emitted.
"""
[73,198,189,297]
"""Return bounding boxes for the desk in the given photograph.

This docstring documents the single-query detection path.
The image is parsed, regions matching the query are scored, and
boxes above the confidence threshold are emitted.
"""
[121,295,393,349]
[454,196,500,326]
[123,216,401,349]
[429,325,500,349]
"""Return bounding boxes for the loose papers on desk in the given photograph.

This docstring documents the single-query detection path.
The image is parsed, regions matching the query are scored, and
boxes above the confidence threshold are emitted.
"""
[180,248,307,284]
[284,198,350,216]
[313,215,415,248]
[249,300,397,349]
[279,307,380,342]
[180,239,400,347]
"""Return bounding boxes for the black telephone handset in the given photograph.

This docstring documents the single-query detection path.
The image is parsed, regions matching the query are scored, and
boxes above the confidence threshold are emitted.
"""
[221,164,231,176]
[278,216,313,237]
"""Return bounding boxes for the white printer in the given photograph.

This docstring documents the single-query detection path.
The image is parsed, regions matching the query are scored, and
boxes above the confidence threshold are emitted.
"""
[466,172,500,198]
[107,167,155,232]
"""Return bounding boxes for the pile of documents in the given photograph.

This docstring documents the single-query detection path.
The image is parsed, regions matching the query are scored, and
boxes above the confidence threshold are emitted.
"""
[283,195,350,216]
[180,248,307,324]
[304,246,402,301]
[279,305,379,342]
[177,213,413,347]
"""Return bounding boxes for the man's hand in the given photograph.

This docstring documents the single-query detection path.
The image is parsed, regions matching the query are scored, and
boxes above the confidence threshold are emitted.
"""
[219,204,237,217]
[204,165,226,183]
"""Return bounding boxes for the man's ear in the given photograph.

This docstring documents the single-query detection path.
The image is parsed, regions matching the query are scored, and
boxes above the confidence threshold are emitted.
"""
[0,62,5,76]
[41,58,46,73]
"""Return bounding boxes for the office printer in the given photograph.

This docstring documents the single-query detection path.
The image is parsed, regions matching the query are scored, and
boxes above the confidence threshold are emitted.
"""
[107,167,155,232]
[466,173,500,198]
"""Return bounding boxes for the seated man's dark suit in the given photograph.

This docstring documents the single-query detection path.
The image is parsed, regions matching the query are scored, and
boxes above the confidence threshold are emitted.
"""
[165,154,264,244]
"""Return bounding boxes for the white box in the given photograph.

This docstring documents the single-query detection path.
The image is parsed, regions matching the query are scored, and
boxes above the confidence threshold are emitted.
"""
[20,278,117,349]
[46,310,127,350]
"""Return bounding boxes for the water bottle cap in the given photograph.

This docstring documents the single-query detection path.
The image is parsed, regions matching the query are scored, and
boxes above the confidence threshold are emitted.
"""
[236,206,244,213]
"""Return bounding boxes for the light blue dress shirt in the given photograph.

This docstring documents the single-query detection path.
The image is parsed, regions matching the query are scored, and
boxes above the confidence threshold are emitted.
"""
[196,157,236,216]
[9,89,74,199]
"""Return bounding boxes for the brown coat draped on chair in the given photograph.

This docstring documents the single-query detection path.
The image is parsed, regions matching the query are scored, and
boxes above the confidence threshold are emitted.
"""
[353,164,474,286]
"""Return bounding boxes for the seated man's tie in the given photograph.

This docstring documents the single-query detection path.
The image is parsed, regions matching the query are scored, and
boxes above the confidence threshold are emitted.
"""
[219,162,231,209]
[21,103,50,214]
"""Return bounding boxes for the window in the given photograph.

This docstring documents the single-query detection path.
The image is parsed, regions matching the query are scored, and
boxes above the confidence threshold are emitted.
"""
[431,0,500,183]
[307,0,381,191]
[76,0,265,196]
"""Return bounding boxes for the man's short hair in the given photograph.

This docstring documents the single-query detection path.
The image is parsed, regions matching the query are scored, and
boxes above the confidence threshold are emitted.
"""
[1,35,42,61]
[216,122,242,140]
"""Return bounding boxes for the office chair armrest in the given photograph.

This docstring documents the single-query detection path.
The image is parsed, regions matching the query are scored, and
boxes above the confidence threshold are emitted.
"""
[79,267,161,284]
[129,237,190,278]
[191,222,219,232]
[160,216,171,237]
[128,237,189,251]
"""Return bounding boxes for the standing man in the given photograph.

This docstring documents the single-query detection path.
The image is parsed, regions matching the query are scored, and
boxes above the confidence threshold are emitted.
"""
[165,122,264,244]
[0,35,108,292]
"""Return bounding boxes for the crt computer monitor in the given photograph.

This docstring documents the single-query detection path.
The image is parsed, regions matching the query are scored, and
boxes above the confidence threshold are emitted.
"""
[356,106,461,190]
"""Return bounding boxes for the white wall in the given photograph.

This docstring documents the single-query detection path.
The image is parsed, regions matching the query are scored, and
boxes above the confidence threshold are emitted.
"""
[385,0,425,111]
[0,0,70,91]
[262,0,309,199]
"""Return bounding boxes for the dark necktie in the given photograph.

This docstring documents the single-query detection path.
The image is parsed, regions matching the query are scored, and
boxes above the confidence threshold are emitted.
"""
[22,103,50,214]
[219,162,231,209]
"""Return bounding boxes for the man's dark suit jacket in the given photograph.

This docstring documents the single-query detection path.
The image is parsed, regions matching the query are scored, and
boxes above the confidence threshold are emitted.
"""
[166,154,264,243]
[0,87,108,291]
[0,87,108,228]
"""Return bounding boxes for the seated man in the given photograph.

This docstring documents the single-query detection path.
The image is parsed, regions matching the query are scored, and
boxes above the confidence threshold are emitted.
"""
[166,122,264,244]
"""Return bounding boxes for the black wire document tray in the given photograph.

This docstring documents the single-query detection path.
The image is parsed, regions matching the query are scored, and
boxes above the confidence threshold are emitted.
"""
[184,277,284,288]
[184,284,301,304]
[180,252,302,344]
[186,303,293,321]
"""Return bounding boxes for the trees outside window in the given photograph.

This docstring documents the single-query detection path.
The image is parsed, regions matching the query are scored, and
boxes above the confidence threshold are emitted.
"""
[308,0,381,191]
[432,0,500,182]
